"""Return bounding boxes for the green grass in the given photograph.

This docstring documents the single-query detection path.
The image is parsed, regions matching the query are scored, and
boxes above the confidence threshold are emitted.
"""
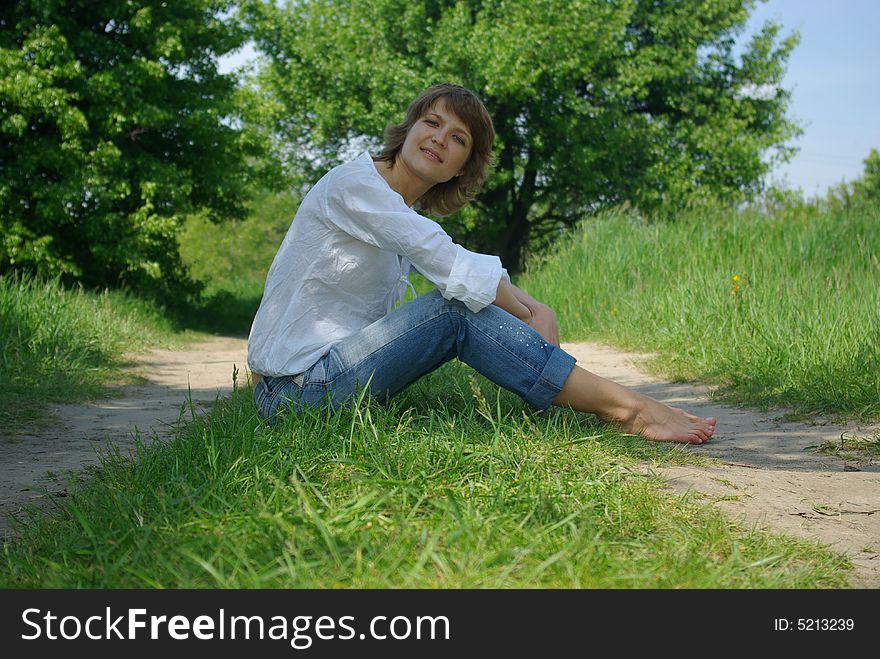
[519,201,880,420]
[0,192,293,431]
[807,429,880,460]
[1,195,866,588]
[0,274,187,432]
[0,363,850,588]
[0,191,297,431]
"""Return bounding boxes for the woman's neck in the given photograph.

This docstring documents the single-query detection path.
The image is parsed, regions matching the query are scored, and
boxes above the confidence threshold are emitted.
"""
[374,158,429,207]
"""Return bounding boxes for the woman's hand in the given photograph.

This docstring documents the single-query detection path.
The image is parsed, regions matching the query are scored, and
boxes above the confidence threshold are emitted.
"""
[526,302,560,347]
[494,280,560,347]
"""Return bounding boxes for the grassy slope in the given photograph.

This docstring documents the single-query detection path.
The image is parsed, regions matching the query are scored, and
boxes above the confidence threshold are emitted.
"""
[176,190,297,336]
[518,202,880,420]
[0,275,185,432]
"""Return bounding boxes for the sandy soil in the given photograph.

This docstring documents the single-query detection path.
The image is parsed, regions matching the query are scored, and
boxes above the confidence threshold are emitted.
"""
[0,336,249,535]
[561,342,880,588]
[1,337,877,586]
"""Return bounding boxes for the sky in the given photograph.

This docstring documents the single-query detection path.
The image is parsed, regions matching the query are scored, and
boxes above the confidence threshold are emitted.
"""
[219,0,880,197]
[744,0,880,195]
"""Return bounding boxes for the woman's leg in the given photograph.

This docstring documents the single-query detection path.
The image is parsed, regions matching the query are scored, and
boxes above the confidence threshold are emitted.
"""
[256,289,572,420]
[257,289,715,444]
[296,290,572,405]
[552,366,715,444]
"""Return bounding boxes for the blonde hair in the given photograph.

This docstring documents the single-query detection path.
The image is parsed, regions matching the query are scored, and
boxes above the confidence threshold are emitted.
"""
[374,84,495,216]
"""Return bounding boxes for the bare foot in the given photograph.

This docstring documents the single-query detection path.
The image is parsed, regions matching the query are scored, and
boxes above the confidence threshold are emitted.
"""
[553,366,716,444]
[609,395,716,444]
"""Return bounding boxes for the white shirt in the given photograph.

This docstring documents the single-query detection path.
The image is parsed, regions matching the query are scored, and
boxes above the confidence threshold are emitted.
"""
[247,151,507,377]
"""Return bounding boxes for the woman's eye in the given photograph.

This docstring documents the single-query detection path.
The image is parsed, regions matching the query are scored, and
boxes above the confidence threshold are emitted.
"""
[454,135,465,145]
[425,119,438,126]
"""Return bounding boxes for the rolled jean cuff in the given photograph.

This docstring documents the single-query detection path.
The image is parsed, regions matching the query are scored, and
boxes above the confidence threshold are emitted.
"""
[523,346,577,410]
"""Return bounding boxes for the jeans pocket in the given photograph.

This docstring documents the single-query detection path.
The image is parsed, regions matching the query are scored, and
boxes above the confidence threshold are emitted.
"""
[303,350,341,385]
[317,346,347,384]
[256,375,304,421]
[253,379,274,419]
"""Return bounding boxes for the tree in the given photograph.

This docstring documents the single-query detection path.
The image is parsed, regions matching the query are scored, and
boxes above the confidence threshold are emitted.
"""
[852,149,880,204]
[823,148,880,210]
[246,0,800,273]
[1,1,263,299]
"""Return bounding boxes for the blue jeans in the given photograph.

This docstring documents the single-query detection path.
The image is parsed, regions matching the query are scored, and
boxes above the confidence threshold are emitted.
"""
[253,289,577,422]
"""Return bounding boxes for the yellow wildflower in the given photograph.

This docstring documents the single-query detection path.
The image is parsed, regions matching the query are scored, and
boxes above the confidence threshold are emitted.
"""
[731,273,744,296]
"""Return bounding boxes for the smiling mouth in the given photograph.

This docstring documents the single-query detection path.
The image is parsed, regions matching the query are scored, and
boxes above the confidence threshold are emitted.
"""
[421,148,442,163]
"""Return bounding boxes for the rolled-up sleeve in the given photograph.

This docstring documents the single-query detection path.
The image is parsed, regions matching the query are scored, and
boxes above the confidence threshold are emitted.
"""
[324,164,503,312]
[443,245,503,312]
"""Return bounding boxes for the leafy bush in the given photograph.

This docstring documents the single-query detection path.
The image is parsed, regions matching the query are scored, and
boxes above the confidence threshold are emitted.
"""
[0,1,265,301]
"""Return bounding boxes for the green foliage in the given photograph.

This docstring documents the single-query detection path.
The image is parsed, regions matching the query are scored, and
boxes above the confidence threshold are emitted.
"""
[0,369,849,587]
[245,0,800,272]
[177,190,298,334]
[0,274,179,431]
[830,148,880,207]
[0,1,266,300]
[180,190,297,296]
[854,149,880,202]
[519,202,880,420]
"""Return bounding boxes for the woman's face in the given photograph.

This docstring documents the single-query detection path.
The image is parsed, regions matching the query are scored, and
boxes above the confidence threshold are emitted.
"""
[399,99,473,186]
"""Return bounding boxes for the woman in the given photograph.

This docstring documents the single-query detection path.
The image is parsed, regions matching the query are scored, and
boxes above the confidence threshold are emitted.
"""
[248,84,715,444]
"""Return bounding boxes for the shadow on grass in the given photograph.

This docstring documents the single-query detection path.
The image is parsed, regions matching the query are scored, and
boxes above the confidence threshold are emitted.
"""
[166,290,262,338]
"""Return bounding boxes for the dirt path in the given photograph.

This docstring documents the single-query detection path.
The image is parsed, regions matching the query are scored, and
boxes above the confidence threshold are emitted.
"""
[0,336,249,535]
[2,337,877,586]
[561,342,880,588]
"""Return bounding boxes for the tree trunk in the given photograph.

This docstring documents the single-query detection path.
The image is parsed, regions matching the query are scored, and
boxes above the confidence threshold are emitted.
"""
[497,163,538,275]
[497,213,528,274]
